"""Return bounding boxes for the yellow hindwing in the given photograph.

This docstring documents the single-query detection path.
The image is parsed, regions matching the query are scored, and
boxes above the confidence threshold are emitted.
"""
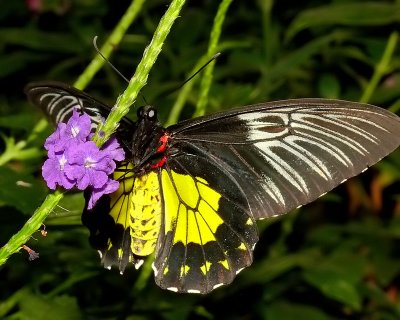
[161,170,224,246]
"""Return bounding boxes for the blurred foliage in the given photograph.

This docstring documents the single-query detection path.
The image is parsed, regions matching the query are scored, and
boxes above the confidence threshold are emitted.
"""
[1,0,400,319]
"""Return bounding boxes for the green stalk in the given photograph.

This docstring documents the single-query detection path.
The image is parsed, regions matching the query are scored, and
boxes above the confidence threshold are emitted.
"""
[74,0,146,90]
[133,255,154,293]
[193,0,232,118]
[165,54,208,126]
[360,31,398,103]
[0,191,63,265]
[0,0,186,267]
[93,0,187,146]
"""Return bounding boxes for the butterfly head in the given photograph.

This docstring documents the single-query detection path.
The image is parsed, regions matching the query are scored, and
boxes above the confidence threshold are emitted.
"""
[137,105,158,121]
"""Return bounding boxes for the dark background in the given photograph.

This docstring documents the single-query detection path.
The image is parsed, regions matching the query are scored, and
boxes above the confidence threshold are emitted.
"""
[1,0,400,319]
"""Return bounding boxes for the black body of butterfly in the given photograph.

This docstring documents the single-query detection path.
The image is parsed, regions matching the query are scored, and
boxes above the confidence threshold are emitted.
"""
[25,81,400,294]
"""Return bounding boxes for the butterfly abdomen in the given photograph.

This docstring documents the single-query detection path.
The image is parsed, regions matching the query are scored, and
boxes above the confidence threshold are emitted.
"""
[130,172,162,256]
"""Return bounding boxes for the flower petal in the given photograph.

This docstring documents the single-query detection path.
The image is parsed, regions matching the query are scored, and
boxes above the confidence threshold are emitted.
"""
[42,153,75,190]
[66,110,91,141]
[102,136,125,161]
[87,179,119,209]
[42,158,59,189]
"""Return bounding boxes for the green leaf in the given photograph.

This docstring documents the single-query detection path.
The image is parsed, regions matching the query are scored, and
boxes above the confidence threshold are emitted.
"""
[359,283,396,309]
[0,113,39,131]
[302,252,365,310]
[0,52,45,78]
[370,250,400,286]
[19,292,82,320]
[0,28,87,53]
[263,31,352,87]
[240,249,320,285]
[0,167,47,214]
[262,301,330,320]
[318,74,341,99]
[0,288,27,318]
[304,269,361,310]
[286,3,400,41]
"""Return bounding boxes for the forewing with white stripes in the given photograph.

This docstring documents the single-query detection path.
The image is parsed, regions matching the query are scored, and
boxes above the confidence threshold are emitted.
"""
[167,99,400,219]
[24,81,135,143]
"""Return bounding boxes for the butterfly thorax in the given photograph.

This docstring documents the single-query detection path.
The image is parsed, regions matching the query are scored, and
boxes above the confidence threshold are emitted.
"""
[130,105,168,172]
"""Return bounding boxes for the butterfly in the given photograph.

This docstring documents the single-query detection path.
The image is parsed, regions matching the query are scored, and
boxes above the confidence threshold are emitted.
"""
[25,81,400,294]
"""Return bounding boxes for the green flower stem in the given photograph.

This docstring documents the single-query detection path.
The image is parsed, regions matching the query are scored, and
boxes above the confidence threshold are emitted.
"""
[193,0,232,118]
[0,0,186,267]
[93,0,187,146]
[133,254,154,293]
[360,31,398,103]
[74,0,146,91]
[0,191,63,265]
[26,118,48,144]
[165,54,208,126]
[165,38,254,126]
[0,136,42,166]
[258,0,275,83]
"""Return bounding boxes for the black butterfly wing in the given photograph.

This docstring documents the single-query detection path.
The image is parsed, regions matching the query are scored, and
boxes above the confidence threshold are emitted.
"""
[167,98,400,219]
[24,81,136,145]
[152,98,400,293]
[154,148,258,293]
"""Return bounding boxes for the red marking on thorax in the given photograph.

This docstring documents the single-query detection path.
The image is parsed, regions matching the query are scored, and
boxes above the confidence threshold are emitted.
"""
[151,155,167,169]
[150,133,169,169]
[156,133,169,153]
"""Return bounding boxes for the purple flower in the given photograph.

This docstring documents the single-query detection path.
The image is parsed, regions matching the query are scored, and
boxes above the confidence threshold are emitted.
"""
[66,141,114,189]
[102,136,125,161]
[42,152,75,190]
[87,179,120,209]
[44,123,67,157]
[50,110,92,153]
[65,110,91,142]
[42,110,126,208]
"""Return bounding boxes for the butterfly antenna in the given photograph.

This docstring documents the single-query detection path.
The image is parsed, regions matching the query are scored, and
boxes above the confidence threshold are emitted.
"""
[93,36,130,83]
[181,53,221,88]
[165,52,221,96]
[93,36,148,105]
